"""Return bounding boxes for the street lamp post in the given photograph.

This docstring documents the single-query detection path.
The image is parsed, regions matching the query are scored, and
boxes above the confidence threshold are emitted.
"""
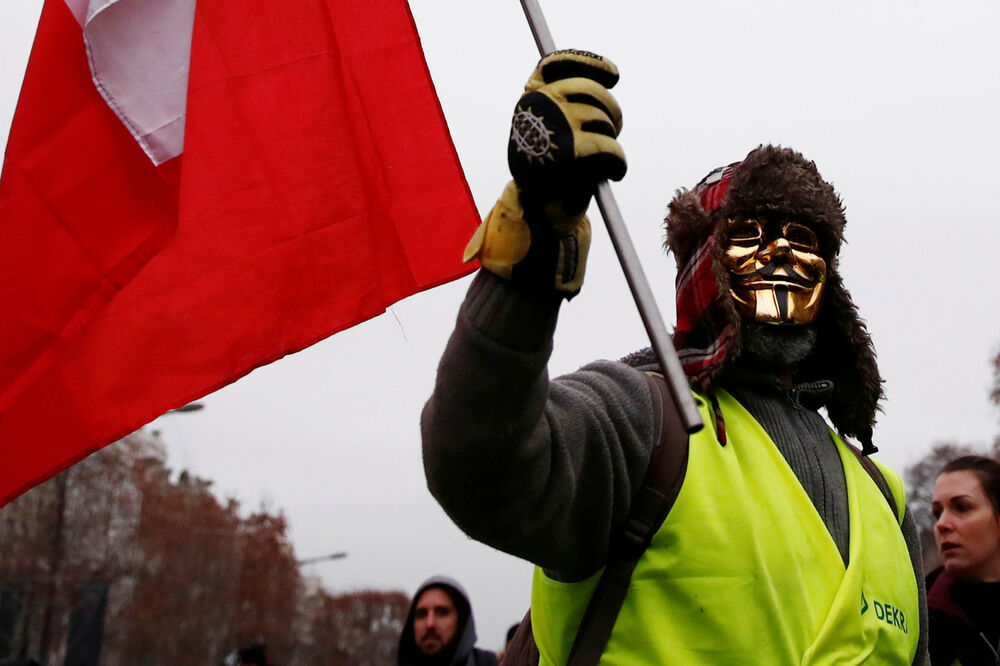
[295,552,348,567]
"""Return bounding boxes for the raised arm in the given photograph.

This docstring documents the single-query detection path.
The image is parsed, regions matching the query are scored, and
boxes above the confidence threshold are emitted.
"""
[421,271,657,580]
[421,52,656,580]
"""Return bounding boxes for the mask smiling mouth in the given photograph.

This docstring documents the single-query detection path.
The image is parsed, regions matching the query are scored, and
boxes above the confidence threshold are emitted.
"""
[745,264,815,290]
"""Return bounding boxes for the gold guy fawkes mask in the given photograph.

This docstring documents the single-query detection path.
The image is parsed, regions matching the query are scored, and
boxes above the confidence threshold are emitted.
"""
[722,218,827,325]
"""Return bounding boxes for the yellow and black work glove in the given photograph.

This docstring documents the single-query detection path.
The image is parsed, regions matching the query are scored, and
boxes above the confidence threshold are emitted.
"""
[464,50,626,298]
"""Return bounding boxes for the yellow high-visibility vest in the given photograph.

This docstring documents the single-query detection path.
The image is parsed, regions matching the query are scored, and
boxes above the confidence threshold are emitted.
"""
[532,389,918,664]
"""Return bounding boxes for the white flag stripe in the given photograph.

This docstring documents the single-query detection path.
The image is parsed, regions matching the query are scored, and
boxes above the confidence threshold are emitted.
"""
[62,0,196,165]
[63,0,89,26]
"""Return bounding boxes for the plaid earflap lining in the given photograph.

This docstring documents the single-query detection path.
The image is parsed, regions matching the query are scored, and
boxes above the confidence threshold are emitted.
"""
[672,237,736,389]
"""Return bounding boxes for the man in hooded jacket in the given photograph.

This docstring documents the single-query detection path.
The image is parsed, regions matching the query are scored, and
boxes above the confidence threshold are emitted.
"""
[422,49,929,664]
[397,576,498,666]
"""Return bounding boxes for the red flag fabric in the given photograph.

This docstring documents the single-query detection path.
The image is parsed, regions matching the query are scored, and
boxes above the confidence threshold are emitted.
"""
[0,0,478,505]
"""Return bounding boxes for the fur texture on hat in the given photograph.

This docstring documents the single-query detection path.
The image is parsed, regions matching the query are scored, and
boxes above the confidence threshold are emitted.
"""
[664,145,883,442]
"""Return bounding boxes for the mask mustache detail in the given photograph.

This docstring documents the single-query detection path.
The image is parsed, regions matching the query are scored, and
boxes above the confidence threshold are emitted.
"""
[748,260,816,288]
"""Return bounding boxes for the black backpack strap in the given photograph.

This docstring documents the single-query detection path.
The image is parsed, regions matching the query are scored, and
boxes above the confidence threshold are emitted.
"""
[847,443,899,521]
[566,372,690,666]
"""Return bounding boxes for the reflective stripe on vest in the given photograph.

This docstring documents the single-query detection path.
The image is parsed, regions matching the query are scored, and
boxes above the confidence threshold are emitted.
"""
[531,389,918,665]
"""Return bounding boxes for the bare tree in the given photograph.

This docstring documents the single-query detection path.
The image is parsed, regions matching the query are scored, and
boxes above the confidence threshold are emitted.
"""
[297,588,410,666]
[991,348,1000,450]
[0,432,411,665]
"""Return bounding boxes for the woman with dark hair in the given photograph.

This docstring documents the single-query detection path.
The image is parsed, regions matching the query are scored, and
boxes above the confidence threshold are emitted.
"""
[928,455,1000,665]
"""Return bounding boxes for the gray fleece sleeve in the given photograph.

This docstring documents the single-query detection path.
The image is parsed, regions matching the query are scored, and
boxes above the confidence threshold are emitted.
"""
[421,271,657,581]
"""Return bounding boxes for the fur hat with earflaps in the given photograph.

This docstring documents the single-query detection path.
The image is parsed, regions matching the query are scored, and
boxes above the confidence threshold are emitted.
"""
[665,145,883,451]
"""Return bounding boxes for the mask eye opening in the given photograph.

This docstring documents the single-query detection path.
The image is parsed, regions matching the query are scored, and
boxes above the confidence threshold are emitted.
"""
[782,221,820,252]
[726,218,762,246]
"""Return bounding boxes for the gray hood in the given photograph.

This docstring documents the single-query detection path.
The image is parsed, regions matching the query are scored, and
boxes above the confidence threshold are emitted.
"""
[397,576,480,666]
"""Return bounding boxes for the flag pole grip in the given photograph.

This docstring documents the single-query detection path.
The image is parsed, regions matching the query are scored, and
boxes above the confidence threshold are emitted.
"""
[518,0,703,434]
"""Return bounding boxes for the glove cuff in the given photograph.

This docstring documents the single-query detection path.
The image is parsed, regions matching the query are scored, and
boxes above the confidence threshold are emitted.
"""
[463,181,530,280]
[463,181,590,298]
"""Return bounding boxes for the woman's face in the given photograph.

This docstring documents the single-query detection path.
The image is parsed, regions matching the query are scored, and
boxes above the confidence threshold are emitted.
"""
[933,470,1000,581]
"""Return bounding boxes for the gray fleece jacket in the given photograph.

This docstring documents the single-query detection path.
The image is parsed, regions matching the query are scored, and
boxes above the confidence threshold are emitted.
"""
[421,270,928,664]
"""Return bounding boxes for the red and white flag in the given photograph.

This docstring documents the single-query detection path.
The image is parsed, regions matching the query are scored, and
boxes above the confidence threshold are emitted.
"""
[0,0,478,505]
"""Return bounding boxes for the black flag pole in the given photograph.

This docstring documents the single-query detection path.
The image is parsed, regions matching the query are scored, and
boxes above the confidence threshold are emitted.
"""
[518,0,703,433]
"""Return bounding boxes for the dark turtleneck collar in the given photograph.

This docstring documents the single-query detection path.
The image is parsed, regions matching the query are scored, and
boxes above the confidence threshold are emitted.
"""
[720,362,834,411]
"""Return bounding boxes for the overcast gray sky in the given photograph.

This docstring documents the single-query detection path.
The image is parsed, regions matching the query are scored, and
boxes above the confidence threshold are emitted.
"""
[3,0,999,651]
